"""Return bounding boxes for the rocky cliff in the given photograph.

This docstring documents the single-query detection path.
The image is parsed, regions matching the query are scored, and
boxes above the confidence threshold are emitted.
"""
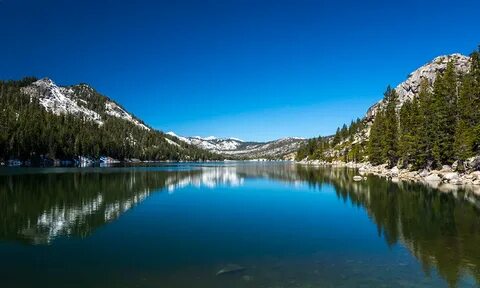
[366,53,470,120]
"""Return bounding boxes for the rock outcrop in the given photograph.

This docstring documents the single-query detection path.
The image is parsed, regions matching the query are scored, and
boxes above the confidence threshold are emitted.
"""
[366,53,470,120]
[317,53,472,161]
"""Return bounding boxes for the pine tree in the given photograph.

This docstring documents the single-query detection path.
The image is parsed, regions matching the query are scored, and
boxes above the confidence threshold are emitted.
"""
[415,79,435,169]
[368,109,386,165]
[0,78,223,162]
[454,73,476,160]
[470,48,480,155]
[399,98,419,167]
[383,86,399,167]
[434,61,458,166]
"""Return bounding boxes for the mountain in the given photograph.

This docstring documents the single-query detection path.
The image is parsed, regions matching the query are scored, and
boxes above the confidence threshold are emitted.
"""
[0,77,221,163]
[22,78,151,129]
[351,53,471,146]
[167,132,306,160]
[366,53,470,120]
[297,49,480,169]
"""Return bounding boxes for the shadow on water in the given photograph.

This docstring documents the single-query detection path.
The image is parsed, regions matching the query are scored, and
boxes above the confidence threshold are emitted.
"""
[1,163,480,287]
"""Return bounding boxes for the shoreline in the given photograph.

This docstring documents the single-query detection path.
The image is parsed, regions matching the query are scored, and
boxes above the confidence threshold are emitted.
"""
[297,159,480,194]
[0,158,295,168]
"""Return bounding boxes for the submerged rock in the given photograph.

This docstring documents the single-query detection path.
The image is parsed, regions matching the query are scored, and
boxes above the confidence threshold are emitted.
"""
[242,275,253,281]
[216,264,245,276]
[353,176,363,181]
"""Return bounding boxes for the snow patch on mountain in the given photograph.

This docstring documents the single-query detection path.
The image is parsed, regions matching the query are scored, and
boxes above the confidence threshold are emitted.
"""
[21,78,150,130]
[202,136,218,141]
[22,78,103,124]
[168,132,305,159]
[104,101,150,130]
[165,138,180,147]
[166,132,191,144]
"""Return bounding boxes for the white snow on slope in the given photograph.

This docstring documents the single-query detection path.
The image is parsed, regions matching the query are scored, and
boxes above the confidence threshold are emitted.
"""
[168,132,305,159]
[104,101,150,130]
[165,138,180,147]
[166,132,192,144]
[188,136,243,151]
[202,136,217,141]
[21,78,150,130]
[22,78,103,124]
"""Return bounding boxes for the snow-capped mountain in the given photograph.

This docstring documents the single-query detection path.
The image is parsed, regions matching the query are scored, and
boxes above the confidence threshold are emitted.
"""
[18,77,304,159]
[21,78,150,130]
[16,78,214,155]
[167,132,305,159]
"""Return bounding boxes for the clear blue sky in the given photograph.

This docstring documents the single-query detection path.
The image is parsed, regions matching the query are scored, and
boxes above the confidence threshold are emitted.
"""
[0,0,478,141]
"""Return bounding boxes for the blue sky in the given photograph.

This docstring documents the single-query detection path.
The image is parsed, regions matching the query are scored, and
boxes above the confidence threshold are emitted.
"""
[0,0,479,141]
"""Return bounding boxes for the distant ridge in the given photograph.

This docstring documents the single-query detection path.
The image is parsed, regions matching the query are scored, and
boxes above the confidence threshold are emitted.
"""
[168,132,305,160]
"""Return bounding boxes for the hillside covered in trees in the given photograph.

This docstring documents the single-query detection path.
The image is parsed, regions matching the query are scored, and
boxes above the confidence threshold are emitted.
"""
[297,48,480,170]
[0,78,222,163]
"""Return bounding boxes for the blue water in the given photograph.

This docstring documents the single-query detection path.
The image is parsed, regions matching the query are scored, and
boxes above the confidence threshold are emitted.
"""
[0,162,478,287]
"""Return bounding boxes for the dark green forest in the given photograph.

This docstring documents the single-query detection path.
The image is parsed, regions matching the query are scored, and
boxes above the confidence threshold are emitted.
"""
[295,117,365,162]
[0,78,222,163]
[297,48,480,169]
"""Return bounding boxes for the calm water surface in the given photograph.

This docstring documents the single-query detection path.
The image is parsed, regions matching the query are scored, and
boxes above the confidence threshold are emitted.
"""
[1,162,480,287]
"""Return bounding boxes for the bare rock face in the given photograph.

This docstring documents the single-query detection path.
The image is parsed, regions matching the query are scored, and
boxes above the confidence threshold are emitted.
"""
[395,54,469,103]
[366,54,470,120]
[467,156,480,171]
[324,53,471,161]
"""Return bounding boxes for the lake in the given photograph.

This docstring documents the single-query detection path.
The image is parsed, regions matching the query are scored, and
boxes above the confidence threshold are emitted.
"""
[1,162,479,287]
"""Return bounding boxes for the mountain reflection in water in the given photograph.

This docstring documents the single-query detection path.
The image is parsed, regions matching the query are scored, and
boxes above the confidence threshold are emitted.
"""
[1,163,480,286]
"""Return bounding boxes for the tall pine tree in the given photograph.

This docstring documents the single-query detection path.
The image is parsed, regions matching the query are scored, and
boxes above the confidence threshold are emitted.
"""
[432,61,458,166]
[383,86,399,167]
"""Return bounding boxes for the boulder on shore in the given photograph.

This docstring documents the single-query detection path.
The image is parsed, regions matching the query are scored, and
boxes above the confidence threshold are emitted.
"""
[442,172,459,181]
[424,174,441,182]
[441,165,453,172]
[390,166,399,176]
[419,170,429,177]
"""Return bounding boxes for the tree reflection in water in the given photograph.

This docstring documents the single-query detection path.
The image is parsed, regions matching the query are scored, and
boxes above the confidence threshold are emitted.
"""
[1,163,480,286]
